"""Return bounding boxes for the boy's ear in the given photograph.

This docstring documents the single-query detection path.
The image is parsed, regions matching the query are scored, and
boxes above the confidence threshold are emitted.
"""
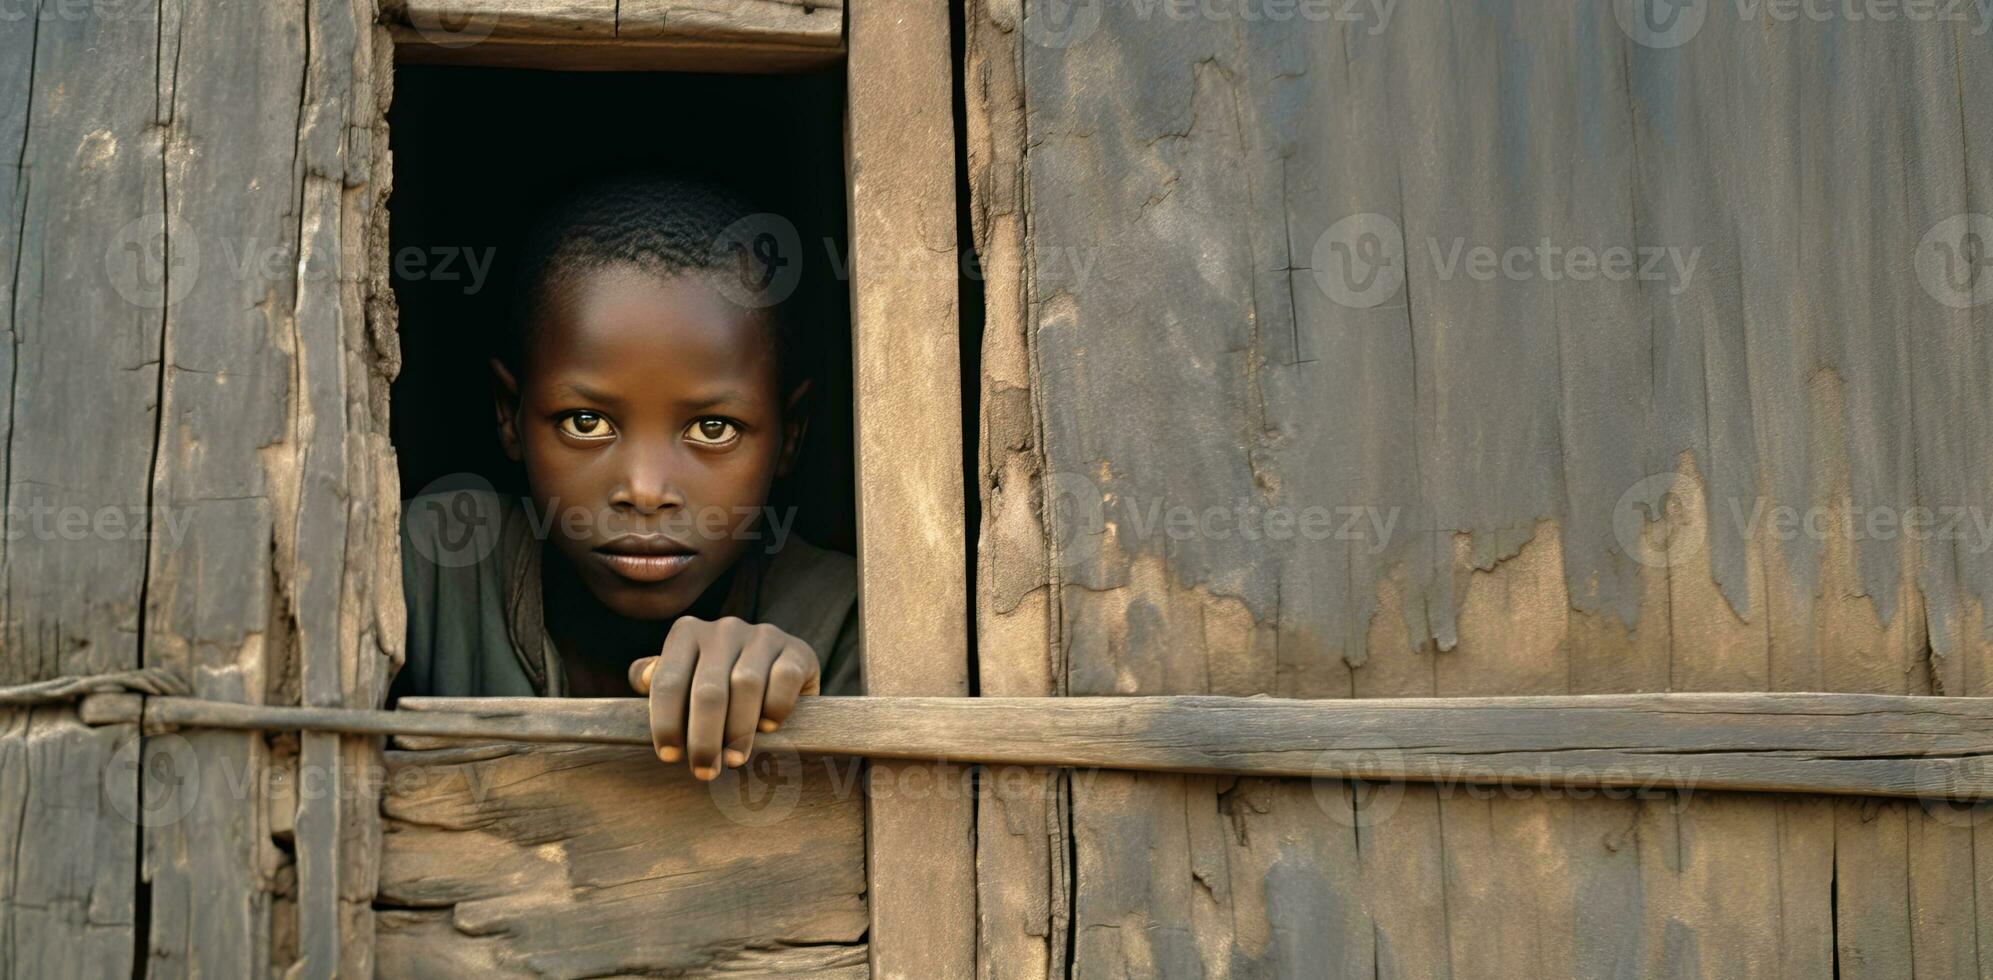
[490,357,523,463]
[776,379,814,477]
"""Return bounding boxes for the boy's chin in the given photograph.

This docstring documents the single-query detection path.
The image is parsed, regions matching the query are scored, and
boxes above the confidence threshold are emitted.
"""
[588,582,699,621]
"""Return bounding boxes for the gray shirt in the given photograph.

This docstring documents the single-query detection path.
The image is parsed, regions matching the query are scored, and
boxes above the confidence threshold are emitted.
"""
[392,488,863,700]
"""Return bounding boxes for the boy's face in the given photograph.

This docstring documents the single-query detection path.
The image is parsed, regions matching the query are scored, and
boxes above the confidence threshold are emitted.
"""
[492,264,807,621]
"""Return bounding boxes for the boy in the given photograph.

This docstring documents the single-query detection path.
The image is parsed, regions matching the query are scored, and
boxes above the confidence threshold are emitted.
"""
[393,176,859,782]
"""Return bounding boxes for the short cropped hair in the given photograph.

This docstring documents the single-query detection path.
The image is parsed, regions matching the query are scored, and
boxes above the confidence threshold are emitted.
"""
[503,175,808,394]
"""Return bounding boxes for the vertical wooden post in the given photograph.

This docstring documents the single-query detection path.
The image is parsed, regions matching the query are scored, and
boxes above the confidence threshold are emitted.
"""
[845,1,976,977]
[290,4,398,979]
[0,1,151,974]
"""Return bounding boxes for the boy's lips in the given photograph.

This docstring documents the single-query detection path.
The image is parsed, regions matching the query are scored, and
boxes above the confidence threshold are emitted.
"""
[593,535,697,583]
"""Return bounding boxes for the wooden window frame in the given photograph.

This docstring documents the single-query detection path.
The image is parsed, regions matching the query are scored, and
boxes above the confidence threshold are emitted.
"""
[363,2,978,976]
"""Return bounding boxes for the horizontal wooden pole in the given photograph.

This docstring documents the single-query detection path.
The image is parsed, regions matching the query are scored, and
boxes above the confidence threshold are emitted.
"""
[385,0,843,73]
[82,692,1993,801]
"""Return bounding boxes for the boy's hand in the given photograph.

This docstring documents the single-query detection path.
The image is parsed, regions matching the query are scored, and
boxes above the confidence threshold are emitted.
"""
[627,616,820,780]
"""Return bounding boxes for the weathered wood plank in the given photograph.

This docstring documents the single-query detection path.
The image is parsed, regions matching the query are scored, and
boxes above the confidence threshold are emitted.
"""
[0,708,139,978]
[845,0,976,977]
[375,739,868,978]
[385,0,843,72]
[387,31,843,72]
[386,0,840,42]
[286,1,398,976]
[979,0,1993,974]
[136,0,320,972]
[964,1,1069,977]
[106,692,1993,801]
[0,1,159,974]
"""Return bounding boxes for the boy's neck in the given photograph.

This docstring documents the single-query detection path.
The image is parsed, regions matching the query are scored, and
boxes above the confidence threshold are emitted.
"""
[538,541,741,697]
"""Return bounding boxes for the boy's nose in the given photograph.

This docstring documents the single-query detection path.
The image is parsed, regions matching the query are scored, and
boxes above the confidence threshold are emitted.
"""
[609,448,687,513]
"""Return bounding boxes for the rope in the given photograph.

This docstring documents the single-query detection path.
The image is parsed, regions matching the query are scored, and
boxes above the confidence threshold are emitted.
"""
[0,666,192,707]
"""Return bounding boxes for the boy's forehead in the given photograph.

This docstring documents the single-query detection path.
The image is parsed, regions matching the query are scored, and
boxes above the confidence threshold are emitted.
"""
[527,265,778,384]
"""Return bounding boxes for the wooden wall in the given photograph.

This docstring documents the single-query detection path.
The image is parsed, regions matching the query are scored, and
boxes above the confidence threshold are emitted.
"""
[968,0,1993,977]
[10,0,1993,976]
[375,738,869,977]
[0,0,398,976]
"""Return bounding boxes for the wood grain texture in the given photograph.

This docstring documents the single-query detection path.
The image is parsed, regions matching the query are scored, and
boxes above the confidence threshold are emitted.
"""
[386,0,842,72]
[288,4,399,976]
[0,0,152,968]
[388,30,844,72]
[845,0,975,977]
[376,739,868,978]
[1,0,398,975]
[965,3,1069,978]
[124,691,1993,802]
[970,0,1993,976]
[142,0,307,973]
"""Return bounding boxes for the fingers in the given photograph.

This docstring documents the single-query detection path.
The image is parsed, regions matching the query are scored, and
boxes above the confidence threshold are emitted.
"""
[644,618,818,781]
[647,621,702,764]
[722,631,787,769]
[683,618,757,780]
[757,642,821,734]
[628,656,659,695]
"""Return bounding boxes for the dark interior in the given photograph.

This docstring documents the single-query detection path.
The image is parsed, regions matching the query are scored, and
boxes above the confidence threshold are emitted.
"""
[386,65,856,554]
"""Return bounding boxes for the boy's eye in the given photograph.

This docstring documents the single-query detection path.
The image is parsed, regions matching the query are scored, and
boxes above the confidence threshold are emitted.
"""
[558,412,616,440]
[686,419,740,447]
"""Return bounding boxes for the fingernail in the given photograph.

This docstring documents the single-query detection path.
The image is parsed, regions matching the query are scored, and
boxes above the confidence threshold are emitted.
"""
[693,766,717,781]
[723,749,747,767]
[657,746,681,763]
[758,719,778,733]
